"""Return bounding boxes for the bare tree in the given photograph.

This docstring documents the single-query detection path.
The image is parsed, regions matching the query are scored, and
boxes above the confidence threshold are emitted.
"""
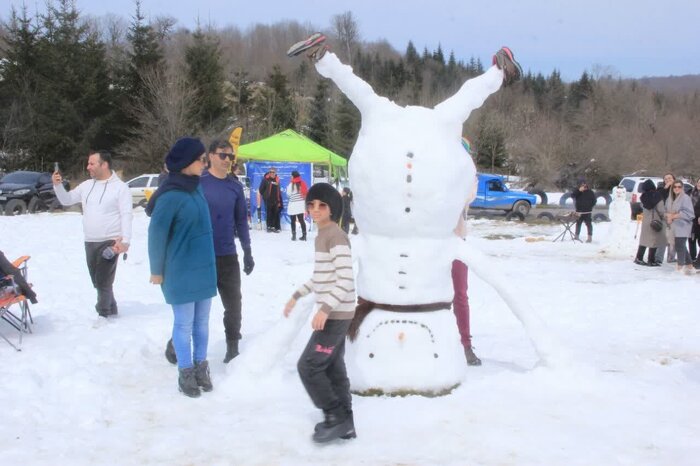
[119,67,197,174]
[331,11,359,65]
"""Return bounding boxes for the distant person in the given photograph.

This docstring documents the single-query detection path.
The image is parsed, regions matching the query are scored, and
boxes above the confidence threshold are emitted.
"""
[283,183,357,443]
[658,173,676,263]
[665,180,694,274]
[571,182,597,242]
[258,167,282,232]
[340,187,354,235]
[52,150,132,318]
[689,178,700,266]
[634,180,665,266]
[452,206,481,365]
[286,170,308,241]
[147,137,217,398]
[157,163,168,187]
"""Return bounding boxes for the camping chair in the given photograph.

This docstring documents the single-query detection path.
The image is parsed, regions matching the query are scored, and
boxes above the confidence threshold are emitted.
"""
[552,212,582,242]
[0,256,33,351]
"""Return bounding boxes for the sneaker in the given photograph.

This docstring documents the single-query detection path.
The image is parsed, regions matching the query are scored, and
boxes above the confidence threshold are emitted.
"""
[648,261,661,267]
[287,32,326,57]
[633,258,648,266]
[492,46,522,85]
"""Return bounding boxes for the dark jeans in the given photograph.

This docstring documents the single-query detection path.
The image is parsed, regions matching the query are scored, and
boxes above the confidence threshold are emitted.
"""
[674,237,691,266]
[290,214,306,236]
[216,254,242,341]
[0,250,37,303]
[84,241,118,315]
[575,213,592,237]
[297,319,352,413]
[265,201,281,231]
[689,234,699,262]
[636,246,657,263]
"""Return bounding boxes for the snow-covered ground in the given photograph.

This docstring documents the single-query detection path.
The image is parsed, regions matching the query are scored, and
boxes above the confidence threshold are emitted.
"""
[1,210,698,466]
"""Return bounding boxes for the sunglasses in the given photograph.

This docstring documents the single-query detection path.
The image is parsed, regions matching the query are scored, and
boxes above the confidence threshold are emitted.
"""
[306,201,329,210]
[215,152,235,161]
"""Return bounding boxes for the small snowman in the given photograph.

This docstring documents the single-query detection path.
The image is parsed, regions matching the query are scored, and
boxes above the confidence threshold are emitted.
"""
[603,186,633,255]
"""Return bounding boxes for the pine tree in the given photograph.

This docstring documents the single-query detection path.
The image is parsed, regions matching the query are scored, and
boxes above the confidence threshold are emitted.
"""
[332,94,359,158]
[267,65,296,133]
[126,0,164,100]
[306,78,331,148]
[185,28,225,131]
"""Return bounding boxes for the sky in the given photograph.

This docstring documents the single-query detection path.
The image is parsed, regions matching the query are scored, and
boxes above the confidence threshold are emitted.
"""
[2,0,700,81]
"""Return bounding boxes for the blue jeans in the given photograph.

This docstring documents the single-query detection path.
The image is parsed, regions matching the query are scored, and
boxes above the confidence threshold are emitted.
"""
[172,299,212,369]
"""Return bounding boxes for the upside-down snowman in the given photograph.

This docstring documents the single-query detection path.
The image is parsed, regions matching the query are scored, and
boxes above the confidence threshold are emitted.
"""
[288,34,559,395]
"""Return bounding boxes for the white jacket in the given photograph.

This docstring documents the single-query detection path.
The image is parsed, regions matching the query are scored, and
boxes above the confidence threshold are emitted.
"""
[54,172,133,243]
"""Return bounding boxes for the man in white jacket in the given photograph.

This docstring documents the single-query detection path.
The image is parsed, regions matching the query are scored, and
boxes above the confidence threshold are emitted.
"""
[52,151,133,317]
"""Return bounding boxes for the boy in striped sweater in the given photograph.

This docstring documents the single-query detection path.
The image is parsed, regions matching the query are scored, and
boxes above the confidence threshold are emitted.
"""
[284,183,357,443]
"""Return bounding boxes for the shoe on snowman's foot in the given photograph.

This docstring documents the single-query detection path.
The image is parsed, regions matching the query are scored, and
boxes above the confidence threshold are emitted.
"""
[287,32,326,57]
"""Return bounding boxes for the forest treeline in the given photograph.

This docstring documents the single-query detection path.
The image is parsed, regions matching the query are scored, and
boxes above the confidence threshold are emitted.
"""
[1,1,698,189]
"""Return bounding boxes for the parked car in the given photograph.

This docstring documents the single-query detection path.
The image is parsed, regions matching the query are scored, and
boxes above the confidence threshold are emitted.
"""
[614,175,692,218]
[126,174,159,207]
[469,173,537,216]
[0,170,69,215]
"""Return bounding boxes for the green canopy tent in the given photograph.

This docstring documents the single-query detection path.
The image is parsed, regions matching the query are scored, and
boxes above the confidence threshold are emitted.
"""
[237,129,348,181]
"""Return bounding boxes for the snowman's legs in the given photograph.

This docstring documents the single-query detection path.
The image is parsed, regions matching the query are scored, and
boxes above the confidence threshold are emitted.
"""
[315,52,386,115]
[434,66,504,123]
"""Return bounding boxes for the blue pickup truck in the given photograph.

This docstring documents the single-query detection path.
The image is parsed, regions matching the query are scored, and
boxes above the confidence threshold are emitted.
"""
[469,173,537,216]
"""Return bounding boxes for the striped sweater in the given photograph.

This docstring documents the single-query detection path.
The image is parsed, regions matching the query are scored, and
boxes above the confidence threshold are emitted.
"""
[293,222,356,320]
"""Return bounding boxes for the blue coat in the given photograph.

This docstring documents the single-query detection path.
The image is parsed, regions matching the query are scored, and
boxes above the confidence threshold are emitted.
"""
[148,186,217,305]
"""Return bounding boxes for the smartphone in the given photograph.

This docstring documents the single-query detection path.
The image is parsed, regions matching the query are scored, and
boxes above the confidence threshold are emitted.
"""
[54,162,60,173]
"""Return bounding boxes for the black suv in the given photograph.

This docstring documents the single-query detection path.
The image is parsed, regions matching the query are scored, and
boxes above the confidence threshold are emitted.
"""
[0,170,69,215]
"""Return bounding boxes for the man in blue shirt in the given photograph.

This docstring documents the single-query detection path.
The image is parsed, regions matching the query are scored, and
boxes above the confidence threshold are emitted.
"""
[165,139,255,364]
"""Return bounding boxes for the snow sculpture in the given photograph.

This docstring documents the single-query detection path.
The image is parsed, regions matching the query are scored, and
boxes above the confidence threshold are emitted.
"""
[604,186,633,254]
[292,38,562,395]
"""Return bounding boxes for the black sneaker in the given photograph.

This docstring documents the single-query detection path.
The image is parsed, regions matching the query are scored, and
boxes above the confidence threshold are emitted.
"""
[492,46,522,85]
[648,261,661,267]
[633,258,648,266]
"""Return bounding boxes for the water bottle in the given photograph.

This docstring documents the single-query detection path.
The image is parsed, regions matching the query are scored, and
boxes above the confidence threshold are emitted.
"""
[102,247,116,260]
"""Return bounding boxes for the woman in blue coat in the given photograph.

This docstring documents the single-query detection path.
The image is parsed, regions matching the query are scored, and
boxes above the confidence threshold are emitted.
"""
[147,137,217,397]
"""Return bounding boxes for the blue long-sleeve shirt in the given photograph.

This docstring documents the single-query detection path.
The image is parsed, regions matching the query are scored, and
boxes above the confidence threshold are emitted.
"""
[200,172,251,257]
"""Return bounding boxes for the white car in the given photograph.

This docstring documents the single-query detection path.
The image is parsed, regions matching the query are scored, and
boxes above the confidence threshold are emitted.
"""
[126,174,159,207]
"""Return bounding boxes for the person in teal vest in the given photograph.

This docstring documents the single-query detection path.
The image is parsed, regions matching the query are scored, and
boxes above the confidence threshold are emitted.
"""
[147,137,217,398]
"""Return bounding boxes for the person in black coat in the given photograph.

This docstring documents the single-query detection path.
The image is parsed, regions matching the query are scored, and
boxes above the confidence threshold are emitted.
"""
[258,168,282,232]
[571,182,597,242]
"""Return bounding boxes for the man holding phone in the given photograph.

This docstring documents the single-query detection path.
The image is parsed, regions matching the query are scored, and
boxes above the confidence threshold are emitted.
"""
[52,151,132,318]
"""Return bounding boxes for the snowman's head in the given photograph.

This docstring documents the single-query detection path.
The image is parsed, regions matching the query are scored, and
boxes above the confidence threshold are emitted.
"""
[614,186,627,200]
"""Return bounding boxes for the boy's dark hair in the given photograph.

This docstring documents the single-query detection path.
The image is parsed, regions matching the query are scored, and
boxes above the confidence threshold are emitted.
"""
[208,139,233,153]
[306,183,343,222]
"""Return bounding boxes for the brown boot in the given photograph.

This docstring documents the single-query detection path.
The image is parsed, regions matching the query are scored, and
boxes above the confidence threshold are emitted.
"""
[464,347,482,366]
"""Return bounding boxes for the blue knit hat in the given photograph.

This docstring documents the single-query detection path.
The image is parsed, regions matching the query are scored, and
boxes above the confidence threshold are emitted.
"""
[165,137,206,172]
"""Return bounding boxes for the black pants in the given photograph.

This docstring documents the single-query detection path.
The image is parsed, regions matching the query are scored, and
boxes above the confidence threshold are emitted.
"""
[297,319,352,413]
[636,246,657,263]
[217,254,243,341]
[575,213,592,237]
[84,241,118,315]
[290,213,306,236]
[265,201,281,231]
[0,250,37,303]
[689,233,699,262]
